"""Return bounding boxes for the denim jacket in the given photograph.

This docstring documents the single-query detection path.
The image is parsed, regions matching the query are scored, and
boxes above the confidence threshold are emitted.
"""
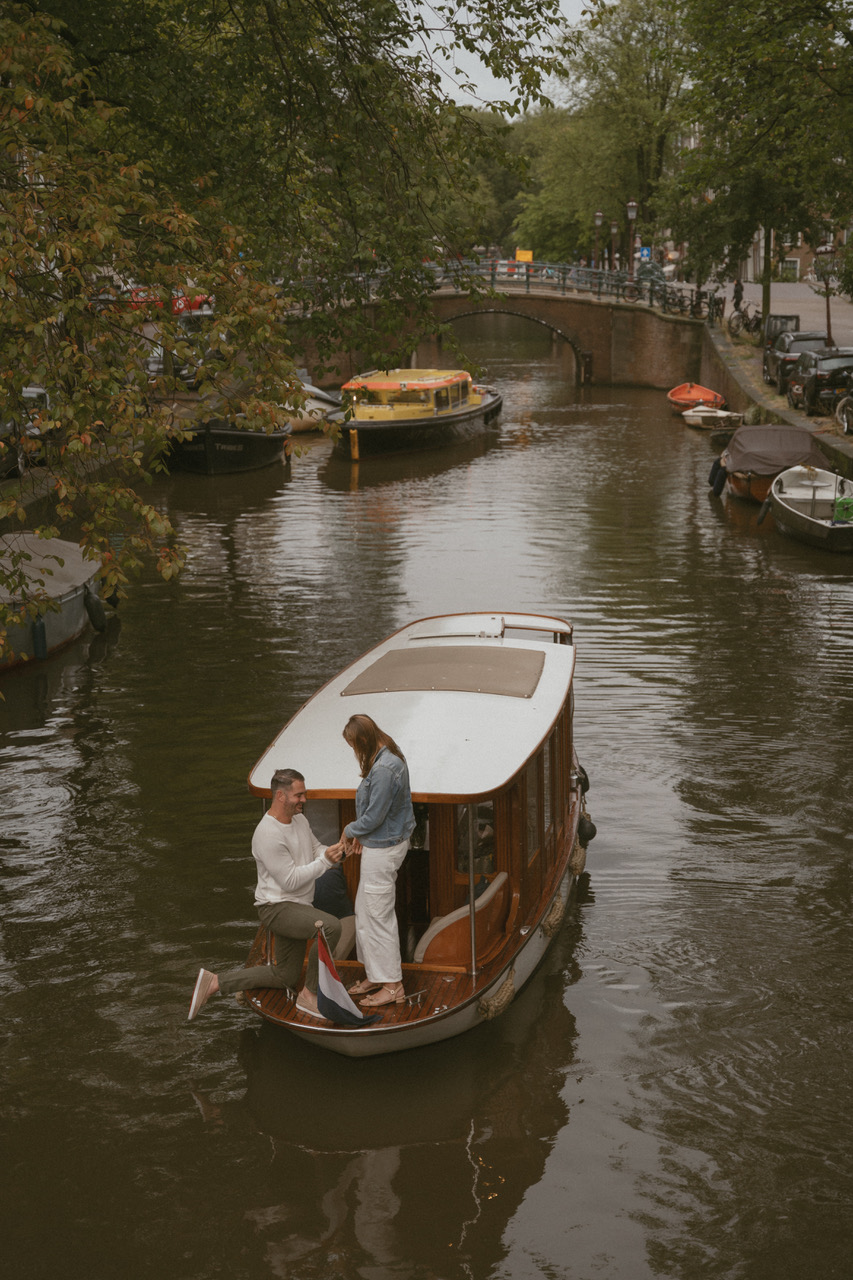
[345,747,415,848]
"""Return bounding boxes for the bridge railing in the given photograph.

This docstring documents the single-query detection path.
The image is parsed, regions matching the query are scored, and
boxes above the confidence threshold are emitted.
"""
[285,259,724,324]
[425,259,724,323]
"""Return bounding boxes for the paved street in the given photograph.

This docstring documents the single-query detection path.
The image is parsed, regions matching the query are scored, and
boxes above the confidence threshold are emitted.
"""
[720,279,853,344]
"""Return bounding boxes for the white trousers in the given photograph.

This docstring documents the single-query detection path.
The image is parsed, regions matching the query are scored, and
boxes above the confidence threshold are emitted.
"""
[355,839,409,983]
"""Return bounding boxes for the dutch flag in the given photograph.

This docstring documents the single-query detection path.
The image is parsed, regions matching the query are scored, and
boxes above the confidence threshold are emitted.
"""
[316,927,381,1027]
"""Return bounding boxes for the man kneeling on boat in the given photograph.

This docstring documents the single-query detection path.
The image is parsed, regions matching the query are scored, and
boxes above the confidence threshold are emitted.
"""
[188,768,345,1022]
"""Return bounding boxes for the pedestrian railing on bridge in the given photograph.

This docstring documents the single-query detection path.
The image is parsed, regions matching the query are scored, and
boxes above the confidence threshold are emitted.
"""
[424,259,724,324]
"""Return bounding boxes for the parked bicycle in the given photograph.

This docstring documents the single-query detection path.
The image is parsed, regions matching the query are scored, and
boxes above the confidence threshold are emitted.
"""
[727,301,762,337]
[835,376,853,434]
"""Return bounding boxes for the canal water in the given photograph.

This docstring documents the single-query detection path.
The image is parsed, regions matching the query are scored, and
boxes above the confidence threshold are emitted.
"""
[2,314,852,1280]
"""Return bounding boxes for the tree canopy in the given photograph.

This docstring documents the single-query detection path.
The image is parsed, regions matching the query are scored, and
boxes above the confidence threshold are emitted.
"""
[661,0,853,289]
[1,0,567,661]
[512,0,688,262]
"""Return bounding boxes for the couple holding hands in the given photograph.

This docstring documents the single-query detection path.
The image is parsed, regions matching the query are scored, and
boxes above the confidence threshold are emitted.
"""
[188,714,414,1022]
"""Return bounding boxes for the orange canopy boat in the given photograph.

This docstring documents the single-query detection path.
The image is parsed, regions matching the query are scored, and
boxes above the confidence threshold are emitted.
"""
[666,382,726,412]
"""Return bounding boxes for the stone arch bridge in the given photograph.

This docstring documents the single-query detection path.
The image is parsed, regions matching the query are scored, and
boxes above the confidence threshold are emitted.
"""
[425,288,703,388]
[296,284,706,389]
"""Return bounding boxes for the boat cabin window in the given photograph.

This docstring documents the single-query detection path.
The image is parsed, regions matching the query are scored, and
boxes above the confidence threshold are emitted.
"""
[392,390,429,405]
[450,383,461,406]
[456,801,496,878]
[435,387,450,412]
[459,380,470,404]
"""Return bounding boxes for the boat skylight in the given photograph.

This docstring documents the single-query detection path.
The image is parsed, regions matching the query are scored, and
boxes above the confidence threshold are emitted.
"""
[341,645,546,699]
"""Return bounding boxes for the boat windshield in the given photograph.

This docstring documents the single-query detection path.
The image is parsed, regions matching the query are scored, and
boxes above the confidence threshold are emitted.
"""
[348,388,429,406]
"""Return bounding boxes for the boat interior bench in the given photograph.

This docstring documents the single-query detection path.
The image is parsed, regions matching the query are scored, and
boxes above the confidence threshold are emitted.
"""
[785,498,848,521]
[413,871,510,967]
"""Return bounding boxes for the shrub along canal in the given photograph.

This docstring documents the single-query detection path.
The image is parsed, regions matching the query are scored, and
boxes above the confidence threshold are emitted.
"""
[1,313,852,1279]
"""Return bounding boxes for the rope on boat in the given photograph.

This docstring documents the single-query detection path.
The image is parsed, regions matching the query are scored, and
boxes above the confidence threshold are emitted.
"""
[478,968,515,1020]
[541,893,566,937]
[569,837,587,877]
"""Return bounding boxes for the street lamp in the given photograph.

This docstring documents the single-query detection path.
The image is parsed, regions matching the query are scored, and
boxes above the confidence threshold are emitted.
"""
[626,200,638,279]
[610,219,619,272]
[594,210,603,270]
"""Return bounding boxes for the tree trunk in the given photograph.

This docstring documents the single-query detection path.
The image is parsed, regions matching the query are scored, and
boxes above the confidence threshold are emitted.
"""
[761,227,773,329]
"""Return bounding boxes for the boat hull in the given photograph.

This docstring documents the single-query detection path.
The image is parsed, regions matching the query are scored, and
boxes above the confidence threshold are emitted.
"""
[769,467,853,551]
[331,391,502,458]
[726,472,772,503]
[682,409,742,430]
[168,422,291,474]
[667,382,725,413]
[1,534,102,670]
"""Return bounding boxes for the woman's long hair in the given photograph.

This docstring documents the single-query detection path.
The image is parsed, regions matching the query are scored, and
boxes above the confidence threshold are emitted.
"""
[343,714,405,778]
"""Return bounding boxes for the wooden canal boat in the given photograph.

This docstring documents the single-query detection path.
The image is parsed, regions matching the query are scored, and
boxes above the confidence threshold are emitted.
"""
[244,611,595,1056]
[766,465,853,552]
[167,417,292,475]
[329,369,502,459]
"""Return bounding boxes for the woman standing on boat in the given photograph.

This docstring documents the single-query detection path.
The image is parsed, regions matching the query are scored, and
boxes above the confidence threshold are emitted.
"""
[342,714,415,1008]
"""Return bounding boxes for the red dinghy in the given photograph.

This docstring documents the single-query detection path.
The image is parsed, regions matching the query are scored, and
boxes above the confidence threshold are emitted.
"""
[667,382,726,412]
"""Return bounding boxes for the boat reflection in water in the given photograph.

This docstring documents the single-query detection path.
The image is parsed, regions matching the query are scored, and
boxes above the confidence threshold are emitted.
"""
[228,930,578,1278]
[318,428,500,493]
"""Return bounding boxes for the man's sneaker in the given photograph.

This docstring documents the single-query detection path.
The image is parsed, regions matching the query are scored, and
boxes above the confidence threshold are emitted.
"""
[188,968,217,1020]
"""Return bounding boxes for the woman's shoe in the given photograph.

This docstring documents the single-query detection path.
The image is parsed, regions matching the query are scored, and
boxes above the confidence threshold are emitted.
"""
[360,983,405,1008]
[349,978,382,996]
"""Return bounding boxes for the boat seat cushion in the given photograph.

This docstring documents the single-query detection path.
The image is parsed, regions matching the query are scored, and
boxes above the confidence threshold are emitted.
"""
[413,871,509,965]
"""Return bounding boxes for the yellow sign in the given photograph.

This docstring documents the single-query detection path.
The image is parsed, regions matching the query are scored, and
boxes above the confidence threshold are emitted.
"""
[515,249,533,262]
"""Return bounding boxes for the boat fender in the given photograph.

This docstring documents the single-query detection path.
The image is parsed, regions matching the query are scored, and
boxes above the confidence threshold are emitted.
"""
[32,616,48,661]
[577,762,590,794]
[541,893,566,937]
[757,497,772,526]
[712,465,728,497]
[478,968,515,1021]
[578,813,597,848]
[569,837,587,877]
[708,457,723,487]
[84,585,108,632]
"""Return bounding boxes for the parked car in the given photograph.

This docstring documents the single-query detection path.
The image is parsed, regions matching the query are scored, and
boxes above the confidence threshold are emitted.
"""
[763,330,830,393]
[787,348,853,413]
[763,314,801,351]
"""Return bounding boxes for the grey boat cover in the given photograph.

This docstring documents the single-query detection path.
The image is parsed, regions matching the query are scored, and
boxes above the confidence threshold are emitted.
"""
[722,423,827,475]
[0,533,95,603]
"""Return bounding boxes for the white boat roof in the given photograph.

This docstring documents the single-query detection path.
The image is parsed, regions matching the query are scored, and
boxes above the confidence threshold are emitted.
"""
[249,613,575,801]
[0,534,97,604]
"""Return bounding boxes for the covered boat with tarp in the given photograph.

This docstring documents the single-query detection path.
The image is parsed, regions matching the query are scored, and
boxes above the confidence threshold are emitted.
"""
[708,422,830,502]
[0,533,107,670]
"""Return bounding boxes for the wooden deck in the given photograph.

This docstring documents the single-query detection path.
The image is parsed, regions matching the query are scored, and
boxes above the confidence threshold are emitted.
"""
[240,836,576,1040]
